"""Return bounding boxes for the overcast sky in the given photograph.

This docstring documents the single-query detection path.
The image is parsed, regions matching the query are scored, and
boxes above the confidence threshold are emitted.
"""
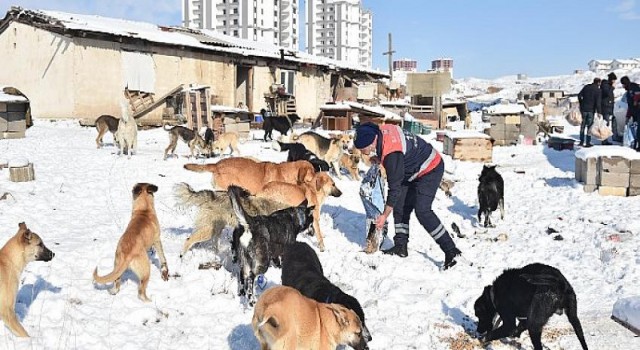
[1,0,638,78]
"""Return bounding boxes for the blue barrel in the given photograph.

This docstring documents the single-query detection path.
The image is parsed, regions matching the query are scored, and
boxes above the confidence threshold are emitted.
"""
[254,114,264,123]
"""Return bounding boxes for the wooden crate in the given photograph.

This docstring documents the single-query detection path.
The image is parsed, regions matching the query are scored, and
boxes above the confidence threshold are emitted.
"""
[575,156,599,185]
[9,163,35,182]
[443,133,493,162]
[323,116,352,131]
[598,186,628,197]
[631,159,640,174]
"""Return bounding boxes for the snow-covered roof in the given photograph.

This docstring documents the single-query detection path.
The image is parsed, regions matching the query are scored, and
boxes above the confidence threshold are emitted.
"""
[444,130,491,139]
[614,59,639,65]
[483,102,534,116]
[0,86,28,103]
[2,7,387,78]
[320,101,402,120]
[589,59,613,64]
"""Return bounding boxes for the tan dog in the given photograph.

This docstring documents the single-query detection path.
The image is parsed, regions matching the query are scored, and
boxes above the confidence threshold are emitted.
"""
[340,153,361,181]
[253,286,369,350]
[95,114,119,148]
[255,172,342,251]
[184,157,315,194]
[295,132,351,179]
[0,222,54,337]
[115,101,138,157]
[93,183,168,301]
[212,131,241,156]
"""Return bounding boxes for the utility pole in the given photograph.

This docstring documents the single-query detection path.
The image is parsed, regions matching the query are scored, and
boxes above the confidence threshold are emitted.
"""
[382,32,395,81]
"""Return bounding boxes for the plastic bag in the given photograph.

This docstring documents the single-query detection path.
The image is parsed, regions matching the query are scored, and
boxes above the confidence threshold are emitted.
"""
[589,114,612,141]
[565,106,582,126]
[624,121,638,148]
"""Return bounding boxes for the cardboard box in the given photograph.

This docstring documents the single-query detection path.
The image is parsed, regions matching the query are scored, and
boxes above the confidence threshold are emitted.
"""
[598,186,628,197]
[599,171,630,187]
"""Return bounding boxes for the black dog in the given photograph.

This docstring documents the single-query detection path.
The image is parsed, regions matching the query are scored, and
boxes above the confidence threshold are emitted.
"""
[228,186,314,305]
[276,141,330,172]
[474,263,588,350]
[261,109,300,141]
[282,242,372,344]
[477,164,504,227]
[203,127,215,157]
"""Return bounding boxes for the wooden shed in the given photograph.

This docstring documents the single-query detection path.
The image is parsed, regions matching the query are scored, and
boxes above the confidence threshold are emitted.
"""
[443,131,493,162]
[316,101,402,131]
[0,86,30,139]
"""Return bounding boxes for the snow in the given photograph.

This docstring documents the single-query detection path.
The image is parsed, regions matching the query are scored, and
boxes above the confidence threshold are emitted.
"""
[613,297,640,332]
[7,157,29,168]
[0,86,28,103]
[0,118,638,349]
[445,130,491,139]
[574,145,640,160]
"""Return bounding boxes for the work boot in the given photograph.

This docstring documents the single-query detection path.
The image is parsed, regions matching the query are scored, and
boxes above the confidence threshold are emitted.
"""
[383,242,408,257]
[443,248,462,270]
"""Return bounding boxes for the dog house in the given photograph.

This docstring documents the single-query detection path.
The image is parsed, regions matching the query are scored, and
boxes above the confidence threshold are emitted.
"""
[316,101,402,131]
[0,86,30,139]
[443,131,493,162]
[575,147,640,196]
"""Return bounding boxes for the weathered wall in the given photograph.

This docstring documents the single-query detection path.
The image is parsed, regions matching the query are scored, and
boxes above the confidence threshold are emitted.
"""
[294,66,331,120]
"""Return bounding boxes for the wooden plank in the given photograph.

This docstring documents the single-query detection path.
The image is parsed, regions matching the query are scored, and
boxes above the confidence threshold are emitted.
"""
[195,91,202,130]
[185,91,193,129]
[132,84,184,120]
[611,315,640,336]
[598,186,628,197]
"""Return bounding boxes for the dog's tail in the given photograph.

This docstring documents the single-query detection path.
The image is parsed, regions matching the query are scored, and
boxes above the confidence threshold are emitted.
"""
[566,290,589,350]
[274,140,289,152]
[228,185,250,226]
[184,163,217,173]
[163,124,174,131]
[93,258,129,284]
[173,182,217,209]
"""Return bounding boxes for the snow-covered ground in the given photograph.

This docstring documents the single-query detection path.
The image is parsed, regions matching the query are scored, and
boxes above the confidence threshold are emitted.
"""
[1,118,638,350]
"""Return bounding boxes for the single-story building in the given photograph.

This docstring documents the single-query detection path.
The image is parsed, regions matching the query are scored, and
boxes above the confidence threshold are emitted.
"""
[0,7,387,125]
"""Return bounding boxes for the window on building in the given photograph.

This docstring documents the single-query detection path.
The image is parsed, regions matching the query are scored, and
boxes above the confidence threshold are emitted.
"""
[280,70,295,95]
[320,40,324,45]
[321,49,325,53]
[233,19,238,25]
[274,21,278,27]
[223,9,226,15]
[233,30,238,36]
[275,32,278,38]
[223,20,227,26]
[293,18,296,24]
[233,8,238,14]
[293,28,296,34]
[274,11,277,16]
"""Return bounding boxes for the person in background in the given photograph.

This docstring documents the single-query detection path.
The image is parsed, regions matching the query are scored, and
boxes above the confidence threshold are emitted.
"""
[353,122,463,270]
[577,77,602,147]
[600,73,617,144]
[621,76,640,151]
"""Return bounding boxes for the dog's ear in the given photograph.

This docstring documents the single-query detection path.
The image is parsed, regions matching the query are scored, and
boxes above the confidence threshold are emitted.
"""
[18,222,27,231]
[299,199,309,207]
[298,165,314,184]
[327,304,351,329]
[21,227,33,243]
[315,174,326,191]
[132,183,144,198]
[147,184,159,194]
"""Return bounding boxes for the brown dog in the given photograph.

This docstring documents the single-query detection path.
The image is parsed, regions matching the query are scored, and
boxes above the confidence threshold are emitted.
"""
[93,183,168,302]
[340,153,361,181]
[295,132,351,179]
[164,125,210,159]
[212,131,241,156]
[184,157,315,194]
[255,172,342,251]
[95,114,119,148]
[253,286,369,350]
[0,222,54,337]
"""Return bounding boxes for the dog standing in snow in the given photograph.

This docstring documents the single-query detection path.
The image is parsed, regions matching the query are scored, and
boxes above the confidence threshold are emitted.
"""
[477,164,504,227]
[115,101,138,157]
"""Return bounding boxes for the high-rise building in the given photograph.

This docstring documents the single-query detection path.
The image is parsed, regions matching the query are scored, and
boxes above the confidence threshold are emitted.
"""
[182,0,299,49]
[431,58,453,74]
[305,0,373,69]
[393,58,418,72]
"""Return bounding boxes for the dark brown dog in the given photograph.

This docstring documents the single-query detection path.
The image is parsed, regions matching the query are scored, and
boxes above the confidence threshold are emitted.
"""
[164,125,210,159]
[93,183,169,302]
[95,114,119,148]
[252,286,369,350]
[0,222,54,337]
[184,157,315,194]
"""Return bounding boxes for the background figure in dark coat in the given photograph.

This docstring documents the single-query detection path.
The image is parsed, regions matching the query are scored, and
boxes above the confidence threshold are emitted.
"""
[621,76,640,151]
[577,78,602,147]
[601,73,617,143]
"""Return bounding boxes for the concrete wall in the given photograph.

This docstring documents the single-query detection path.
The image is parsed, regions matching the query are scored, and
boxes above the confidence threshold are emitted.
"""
[406,71,452,97]
[294,66,331,120]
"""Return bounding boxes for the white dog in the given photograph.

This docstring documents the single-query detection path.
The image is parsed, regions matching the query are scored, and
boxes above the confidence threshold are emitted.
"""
[115,100,138,157]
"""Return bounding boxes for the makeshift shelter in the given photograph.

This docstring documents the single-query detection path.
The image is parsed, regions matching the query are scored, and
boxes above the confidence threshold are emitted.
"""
[0,86,30,139]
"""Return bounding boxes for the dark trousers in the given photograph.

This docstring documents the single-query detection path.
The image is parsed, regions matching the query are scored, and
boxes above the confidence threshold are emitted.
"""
[392,161,456,253]
[579,112,594,145]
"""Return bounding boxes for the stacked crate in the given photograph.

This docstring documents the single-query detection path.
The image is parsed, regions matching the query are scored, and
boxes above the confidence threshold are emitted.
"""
[575,156,599,193]
[443,131,493,162]
[575,153,640,196]
[488,114,538,146]
[630,159,640,196]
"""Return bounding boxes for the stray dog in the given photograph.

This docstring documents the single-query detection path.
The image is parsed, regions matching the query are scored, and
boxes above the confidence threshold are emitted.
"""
[173,182,292,257]
[282,242,372,343]
[184,157,315,195]
[115,102,138,157]
[339,153,361,180]
[0,222,54,337]
[261,109,300,142]
[295,132,351,179]
[163,125,211,159]
[95,114,119,148]
[212,131,241,156]
[253,285,369,350]
[255,172,342,251]
[228,185,314,304]
[537,120,553,139]
[439,178,455,197]
[93,183,169,301]
[276,141,330,172]
[474,263,588,350]
[477,164,504,227]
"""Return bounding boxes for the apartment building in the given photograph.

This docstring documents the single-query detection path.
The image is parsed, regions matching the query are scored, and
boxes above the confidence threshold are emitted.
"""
[182,0,299,49]
[393,58,418,72]
[306,0,373,69]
